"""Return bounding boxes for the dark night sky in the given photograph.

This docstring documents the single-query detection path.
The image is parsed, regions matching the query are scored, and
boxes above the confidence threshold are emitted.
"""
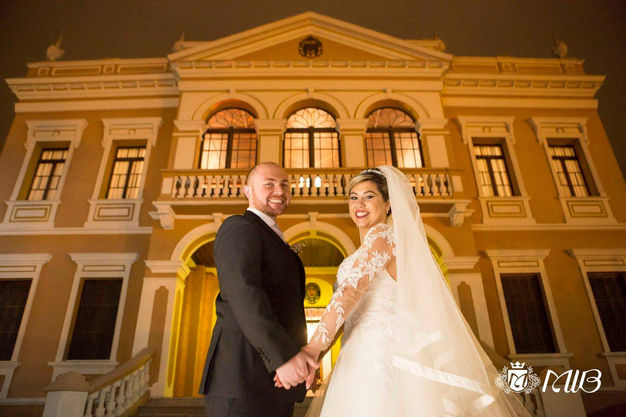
[1,0,624,176]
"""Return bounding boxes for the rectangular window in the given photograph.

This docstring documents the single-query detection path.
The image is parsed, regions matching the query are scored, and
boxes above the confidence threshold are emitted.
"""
[588,272,626,352]
[106,146,146,199]
[501,274,557,354]
[548,144,590,197]
[0,280,31,360]
[27,148,68,200]
[66,278,122,360]
[473,144,514,197]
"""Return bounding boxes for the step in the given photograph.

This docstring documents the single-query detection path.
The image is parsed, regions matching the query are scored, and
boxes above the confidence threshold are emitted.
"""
[135,397,312,417]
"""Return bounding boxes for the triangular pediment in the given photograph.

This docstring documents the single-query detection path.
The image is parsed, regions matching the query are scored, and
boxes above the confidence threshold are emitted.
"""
[169,12,451,63]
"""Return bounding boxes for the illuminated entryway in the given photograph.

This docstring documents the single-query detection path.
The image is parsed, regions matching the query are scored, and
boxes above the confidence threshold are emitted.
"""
[289,230,347,385]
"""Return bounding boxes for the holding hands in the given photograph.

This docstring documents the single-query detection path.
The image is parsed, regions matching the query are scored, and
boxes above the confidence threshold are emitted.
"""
[274,343,322,390]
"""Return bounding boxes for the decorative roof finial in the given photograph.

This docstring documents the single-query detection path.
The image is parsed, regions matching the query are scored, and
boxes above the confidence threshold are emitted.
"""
[551,33,568,58]
[46,36,65,61]
[172,31,186,52]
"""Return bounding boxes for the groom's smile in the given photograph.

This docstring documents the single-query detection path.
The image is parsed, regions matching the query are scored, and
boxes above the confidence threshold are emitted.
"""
[244,162,292,219]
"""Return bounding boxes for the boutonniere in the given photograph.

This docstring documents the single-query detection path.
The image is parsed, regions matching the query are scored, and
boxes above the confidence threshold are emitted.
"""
[290,242,305,254]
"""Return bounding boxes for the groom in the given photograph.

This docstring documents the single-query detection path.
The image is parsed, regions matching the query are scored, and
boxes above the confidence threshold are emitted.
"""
[199,162,317,417]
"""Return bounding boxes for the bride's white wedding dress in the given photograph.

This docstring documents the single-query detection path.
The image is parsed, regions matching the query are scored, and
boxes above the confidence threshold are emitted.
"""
[305,166,532,417]
[307,223,401,416]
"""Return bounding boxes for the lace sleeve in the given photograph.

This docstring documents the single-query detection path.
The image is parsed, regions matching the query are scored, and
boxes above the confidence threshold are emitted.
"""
[309,223,396,350]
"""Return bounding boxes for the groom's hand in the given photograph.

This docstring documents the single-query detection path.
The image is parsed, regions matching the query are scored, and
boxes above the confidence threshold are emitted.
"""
[274,351,318,390]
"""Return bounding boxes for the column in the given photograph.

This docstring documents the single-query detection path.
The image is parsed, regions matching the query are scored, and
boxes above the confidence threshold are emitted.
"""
[336,118,369,167]
[172,120,206,169]
[132,260,189,397]
[419,118,450,168]
[254,119,287,164]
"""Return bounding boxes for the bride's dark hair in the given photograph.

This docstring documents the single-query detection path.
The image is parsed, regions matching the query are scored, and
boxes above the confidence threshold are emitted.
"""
[347,168,391,216]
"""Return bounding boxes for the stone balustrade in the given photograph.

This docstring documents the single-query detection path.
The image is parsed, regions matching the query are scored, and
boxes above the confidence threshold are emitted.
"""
[42,348,154,417]
[161,168,454,200]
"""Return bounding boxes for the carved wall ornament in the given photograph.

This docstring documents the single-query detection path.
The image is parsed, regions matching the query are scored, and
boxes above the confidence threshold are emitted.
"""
[298,35,323,58]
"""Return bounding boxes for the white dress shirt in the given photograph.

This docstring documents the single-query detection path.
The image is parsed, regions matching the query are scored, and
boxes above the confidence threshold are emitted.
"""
[246,208,286,242]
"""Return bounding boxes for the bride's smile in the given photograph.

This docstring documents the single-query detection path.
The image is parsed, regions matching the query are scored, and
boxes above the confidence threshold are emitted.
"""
[348,181,390,235]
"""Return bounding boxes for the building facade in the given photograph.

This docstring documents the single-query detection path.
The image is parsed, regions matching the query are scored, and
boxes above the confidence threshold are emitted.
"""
[0,12,624,417]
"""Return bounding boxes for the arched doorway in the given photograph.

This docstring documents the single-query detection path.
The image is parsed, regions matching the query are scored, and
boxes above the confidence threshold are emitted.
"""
[173,239,219,398]
[289,230,347,384]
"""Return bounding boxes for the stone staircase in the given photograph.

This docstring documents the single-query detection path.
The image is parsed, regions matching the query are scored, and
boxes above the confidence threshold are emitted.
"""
[134,397,312,417]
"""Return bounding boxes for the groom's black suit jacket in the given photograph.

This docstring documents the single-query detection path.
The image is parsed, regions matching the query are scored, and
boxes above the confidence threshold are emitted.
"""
[199,210,307,403]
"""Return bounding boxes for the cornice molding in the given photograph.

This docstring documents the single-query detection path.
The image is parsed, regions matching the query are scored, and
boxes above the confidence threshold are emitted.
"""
[6,73,178,101]
[443,73,604,98]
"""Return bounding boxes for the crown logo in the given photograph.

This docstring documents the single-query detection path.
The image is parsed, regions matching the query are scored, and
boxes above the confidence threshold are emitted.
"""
[511,361,526,369]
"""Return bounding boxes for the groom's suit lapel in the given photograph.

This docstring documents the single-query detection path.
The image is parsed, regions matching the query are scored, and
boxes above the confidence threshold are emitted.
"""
[244,210,306,297]
[244,210,292,255]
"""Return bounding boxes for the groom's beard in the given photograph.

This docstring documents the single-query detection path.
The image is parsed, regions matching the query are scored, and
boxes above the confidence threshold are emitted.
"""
[253,194,289,217]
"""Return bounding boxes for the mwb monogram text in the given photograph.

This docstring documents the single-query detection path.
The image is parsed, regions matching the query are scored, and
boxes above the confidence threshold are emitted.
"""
[542,368,602,394]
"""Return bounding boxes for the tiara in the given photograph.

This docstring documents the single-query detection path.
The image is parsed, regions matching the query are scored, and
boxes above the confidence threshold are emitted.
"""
[359,168,385,177]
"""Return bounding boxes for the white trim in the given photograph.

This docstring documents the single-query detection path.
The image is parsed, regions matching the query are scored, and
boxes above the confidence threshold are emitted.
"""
[170,222,222,262]
[15,97,179,113]
[443,256,479,270]
[168,12,452,63]
[0,226,152,235]
[47,360,119,379]
[6,73,177,101]
[567,248,626,387]
[472,223,626,231]
[0,253,51,398]
[455,116,535,225]
[51,252,139,381]
[273,91,350,119]
[84,117,162,229]
[2,119,88,229]
[508,353,573,368]
[485,249,570,366]
[528,117,616,225]
[442,97,598,109]
[283,220,357,255]
[145,260,191,276]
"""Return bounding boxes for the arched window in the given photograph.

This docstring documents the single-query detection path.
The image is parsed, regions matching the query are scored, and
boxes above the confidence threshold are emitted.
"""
[284,108,341,168]
[199,108,257,169]
[365,107,424,168]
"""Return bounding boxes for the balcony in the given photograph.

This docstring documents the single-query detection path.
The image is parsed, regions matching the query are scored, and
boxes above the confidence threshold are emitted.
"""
[150,168,472,229]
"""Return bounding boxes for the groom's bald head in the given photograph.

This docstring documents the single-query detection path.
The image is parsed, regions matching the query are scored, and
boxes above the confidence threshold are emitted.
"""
[246,162,285,185]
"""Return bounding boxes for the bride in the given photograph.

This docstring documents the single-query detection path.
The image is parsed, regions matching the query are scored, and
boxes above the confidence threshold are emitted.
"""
[277,166,532,416]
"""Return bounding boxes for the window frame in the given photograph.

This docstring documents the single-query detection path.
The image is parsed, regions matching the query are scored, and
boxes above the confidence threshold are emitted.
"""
[568,248,626,387]
[1,119,87,230]
[283,107,342,168]
[105,145,147,199]
[50,252,138,380]
[456,116,535,226]
[529,117,616,224]
[199,108,258,170]
[485,249,571,368]
[365,108,424,168]
[0,253,51,398]
[473,143,515,197]
[84,117,162,229]
[26,147,70,201]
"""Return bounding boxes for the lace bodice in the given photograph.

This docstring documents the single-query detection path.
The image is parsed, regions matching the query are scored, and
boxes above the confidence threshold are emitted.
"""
[309,223,396,350]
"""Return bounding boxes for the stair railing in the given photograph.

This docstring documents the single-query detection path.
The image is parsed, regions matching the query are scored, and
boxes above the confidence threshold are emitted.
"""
[42,348,154,417]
